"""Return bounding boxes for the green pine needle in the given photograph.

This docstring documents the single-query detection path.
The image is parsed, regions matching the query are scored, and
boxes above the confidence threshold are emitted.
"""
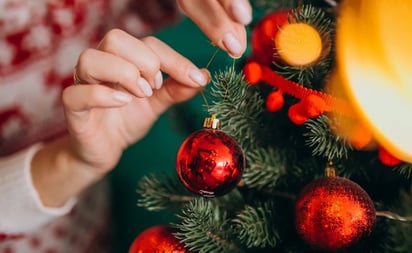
[386,188,412,252]
[233,202,280,248]
[394,163,412,179]
[137,173,194,211]
[304,115,352,161]
[207,68,266,151]
[243,147,287,190]
[174,198,243,253]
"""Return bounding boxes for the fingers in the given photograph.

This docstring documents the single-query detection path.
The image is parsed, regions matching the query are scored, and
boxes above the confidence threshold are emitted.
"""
[75,48,156,98]
[141,36,209,87]
[149,71,209,116]
[75,29,209,99]
[62,84,133,113]
[96,29,162,92]
[177,0,251,58]
[218,0,253,25]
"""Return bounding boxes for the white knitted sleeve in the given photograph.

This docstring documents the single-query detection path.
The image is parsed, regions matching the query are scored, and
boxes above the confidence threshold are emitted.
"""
[0,144,76,233]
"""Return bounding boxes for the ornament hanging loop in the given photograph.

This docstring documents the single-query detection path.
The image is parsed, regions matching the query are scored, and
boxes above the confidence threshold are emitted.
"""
[203,114,221,129]
[325,161,336,177]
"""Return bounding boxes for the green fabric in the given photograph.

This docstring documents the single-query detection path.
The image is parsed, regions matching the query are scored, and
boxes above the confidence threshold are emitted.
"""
[108,17,235,252]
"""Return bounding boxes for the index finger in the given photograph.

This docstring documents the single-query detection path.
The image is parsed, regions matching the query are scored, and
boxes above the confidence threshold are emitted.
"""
[141,36,210,88]
[177,0,249,58]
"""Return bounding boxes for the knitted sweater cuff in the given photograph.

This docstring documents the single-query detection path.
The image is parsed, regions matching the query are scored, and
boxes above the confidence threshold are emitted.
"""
[0,144,76,233]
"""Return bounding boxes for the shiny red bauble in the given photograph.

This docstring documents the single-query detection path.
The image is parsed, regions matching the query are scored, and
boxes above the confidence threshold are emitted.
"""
[295,176,376,251]
[251,9,291,65]
[128,225,189,253]
[176,128,245,197]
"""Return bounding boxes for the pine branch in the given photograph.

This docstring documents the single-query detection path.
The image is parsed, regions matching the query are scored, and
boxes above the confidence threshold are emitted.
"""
[137,173,194,211]
[173,198,243,253]
[232,201,280,248]
[207,68,266,151]
[385,188,412,252]
[304,115,352,161]
[349,217,399,253]
[393,163,412,179]
[242,147,287,190]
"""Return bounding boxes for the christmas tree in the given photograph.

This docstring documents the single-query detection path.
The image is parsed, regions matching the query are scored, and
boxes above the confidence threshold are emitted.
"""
[131,1,412,252]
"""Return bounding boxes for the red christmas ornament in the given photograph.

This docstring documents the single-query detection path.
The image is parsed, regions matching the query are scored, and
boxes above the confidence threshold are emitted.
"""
[129,225,189,253]
[251,9,291,65]
[176,115,245,197]
[295,174,376,251]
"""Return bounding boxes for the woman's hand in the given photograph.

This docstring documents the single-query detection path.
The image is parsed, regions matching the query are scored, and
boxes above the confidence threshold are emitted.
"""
[177,0,252,58]
[63,29,210,173]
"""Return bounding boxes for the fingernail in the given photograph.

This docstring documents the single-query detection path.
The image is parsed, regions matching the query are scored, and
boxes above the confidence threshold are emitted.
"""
[189,68,208,86]
[223,33,242,58]
[137,78,153,96]
[202,69,211,83]
[112,91,133,103]
[232,0,252,25]
[154,71,163,89]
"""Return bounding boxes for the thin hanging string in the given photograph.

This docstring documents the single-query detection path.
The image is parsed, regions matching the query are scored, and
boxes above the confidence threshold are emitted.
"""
[376,211,412,222]
[205,46,220,69]
[231,57,236,70]
[199,46,221,113]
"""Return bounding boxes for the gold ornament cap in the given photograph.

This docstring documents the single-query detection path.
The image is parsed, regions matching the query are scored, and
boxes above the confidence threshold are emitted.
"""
[325,166,336,177]
[203,114,221,129]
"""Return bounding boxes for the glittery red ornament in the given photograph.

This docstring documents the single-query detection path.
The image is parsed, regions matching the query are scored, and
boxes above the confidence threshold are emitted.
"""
[176,115,245,197]
[128,225,189,253]
[295,175,376,251]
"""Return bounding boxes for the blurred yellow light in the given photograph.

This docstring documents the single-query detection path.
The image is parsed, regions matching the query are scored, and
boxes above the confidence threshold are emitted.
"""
[333,0,412,162]
[275,23,322,66]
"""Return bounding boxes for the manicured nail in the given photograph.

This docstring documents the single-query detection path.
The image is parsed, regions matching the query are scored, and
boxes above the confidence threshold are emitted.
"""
[112,91,133,103]
[189,68,207,86]
[232,0,252,25]
[223,33,242,58]
[154,71,163,89]
[137,78,153,96]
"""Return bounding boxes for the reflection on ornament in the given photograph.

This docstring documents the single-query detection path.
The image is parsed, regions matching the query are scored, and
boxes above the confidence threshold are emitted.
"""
[330,0,412,163]
[295,174,376,251]
[176,115,245,197]
[128,225,189,253]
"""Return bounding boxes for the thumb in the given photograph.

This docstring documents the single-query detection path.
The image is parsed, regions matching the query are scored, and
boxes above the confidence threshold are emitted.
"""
[150,69,210,115]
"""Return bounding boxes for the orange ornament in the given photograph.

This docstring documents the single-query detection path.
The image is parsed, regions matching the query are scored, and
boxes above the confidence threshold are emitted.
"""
[129,225,189,253]
[295,176,376,251]
[275,23,323,66]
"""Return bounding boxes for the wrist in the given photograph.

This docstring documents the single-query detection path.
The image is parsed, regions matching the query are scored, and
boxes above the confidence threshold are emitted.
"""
[31,135,103,207]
